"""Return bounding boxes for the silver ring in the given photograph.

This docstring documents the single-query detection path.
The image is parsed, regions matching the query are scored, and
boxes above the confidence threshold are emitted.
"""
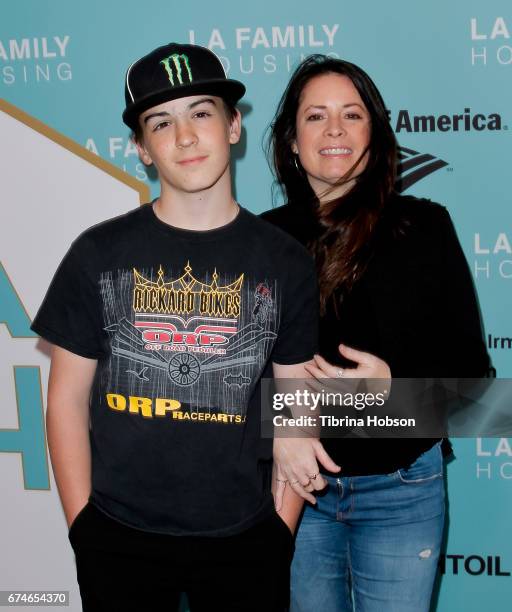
[336,368,344,378]
[308,473,319,480]
[276,478,288,484]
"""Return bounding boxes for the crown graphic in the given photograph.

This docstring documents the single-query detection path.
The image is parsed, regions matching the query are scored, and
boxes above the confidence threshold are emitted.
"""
[133,263,243,318]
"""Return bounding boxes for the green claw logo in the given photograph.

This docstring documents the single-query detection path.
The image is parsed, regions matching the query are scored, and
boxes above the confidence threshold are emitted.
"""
[160,54,193,86]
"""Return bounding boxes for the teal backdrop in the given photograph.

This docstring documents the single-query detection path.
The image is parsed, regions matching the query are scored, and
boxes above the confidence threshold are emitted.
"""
[1,1,511,610]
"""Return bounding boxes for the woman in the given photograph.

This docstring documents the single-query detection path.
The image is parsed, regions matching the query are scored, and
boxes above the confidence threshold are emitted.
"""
[262,55,490,612]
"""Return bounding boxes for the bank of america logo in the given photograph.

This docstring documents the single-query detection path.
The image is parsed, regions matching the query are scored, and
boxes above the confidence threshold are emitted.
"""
[160,53,193,86]
[395,146,449,192]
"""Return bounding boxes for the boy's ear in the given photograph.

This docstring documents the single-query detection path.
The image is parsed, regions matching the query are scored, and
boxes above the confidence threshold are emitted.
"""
[135,137,153,166]
[228,109,242,145]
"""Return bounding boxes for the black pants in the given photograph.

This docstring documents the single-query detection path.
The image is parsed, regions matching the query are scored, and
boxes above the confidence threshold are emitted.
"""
[69,502,294,612]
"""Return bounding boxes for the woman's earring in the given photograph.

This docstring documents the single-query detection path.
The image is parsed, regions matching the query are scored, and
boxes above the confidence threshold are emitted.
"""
[294,155,301,173]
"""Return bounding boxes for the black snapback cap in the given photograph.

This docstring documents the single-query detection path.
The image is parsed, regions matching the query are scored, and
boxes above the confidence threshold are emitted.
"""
[123,42,245,130]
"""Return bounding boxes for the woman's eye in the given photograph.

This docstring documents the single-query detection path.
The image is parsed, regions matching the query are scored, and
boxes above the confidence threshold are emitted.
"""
[345,113,362,120]
[306,113,324,121]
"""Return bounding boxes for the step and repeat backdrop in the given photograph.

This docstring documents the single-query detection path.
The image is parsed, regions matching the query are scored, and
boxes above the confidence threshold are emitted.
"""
[1,1,511,610]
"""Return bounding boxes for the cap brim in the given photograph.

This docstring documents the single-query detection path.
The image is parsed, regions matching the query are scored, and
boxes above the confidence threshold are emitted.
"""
[123,79,245,130]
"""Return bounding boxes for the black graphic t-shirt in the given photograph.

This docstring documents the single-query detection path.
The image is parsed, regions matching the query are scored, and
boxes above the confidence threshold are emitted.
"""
[32,204,318,535]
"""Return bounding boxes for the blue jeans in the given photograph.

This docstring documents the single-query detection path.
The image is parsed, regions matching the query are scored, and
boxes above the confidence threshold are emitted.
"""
[290,442,445,612]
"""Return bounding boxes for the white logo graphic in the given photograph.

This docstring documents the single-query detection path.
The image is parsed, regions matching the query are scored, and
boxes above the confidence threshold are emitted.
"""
[473,232,512,281]
[85,136,148,183]
[188,24,340,75]
[476,438,512,480]
[470,17,512,66]
[0,35,72,86]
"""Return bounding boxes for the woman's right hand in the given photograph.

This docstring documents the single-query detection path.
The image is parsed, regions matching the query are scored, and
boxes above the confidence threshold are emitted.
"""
[273,437,341,510]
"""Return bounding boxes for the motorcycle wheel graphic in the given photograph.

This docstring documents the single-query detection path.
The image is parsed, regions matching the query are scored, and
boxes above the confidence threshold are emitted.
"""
[168,353,201,386]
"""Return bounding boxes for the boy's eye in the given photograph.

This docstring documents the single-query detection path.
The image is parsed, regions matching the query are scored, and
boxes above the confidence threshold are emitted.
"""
[194,110,212,118]
[153,120,171,131]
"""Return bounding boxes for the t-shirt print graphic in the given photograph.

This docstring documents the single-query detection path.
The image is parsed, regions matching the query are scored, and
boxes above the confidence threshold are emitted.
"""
[99,263,278,423]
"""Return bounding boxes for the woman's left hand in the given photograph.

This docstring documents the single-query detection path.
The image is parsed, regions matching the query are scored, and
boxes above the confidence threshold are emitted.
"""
[306,344,391,379]
[305,344,391,395]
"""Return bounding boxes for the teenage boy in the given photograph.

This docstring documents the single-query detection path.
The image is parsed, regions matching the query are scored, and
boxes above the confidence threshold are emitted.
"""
[32,42,317,611]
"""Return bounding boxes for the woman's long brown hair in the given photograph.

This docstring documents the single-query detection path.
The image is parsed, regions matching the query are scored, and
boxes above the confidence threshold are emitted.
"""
[268,55,398,313]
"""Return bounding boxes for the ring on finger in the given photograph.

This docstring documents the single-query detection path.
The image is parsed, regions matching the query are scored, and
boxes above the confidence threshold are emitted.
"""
[336,368,344,378]
[308,473,319,480]
[276,478,288,483]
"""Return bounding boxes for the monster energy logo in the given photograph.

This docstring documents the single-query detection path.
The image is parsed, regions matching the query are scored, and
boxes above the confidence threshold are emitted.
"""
[160,54,193,86]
